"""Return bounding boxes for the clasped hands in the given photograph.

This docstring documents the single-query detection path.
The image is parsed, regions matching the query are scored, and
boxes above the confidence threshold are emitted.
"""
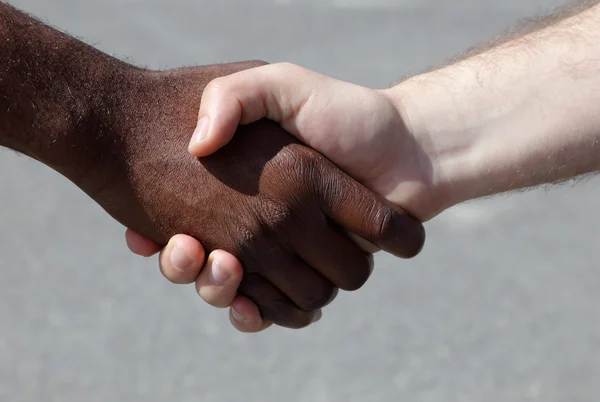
[109,62,431,333]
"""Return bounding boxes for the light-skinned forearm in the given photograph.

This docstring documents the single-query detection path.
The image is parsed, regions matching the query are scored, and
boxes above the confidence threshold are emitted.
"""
[391,3,600,209]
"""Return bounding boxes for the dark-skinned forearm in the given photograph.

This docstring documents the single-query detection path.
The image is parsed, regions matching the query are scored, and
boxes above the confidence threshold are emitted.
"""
[0,3,137,181]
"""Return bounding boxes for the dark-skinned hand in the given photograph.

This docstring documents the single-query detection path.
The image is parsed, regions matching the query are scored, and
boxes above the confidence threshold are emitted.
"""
[60,62,425,329]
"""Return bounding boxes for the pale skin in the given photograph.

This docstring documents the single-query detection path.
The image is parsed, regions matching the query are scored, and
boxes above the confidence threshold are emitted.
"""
[129,1,600,332]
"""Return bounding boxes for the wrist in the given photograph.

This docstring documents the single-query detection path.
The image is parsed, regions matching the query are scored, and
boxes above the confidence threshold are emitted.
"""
[385,6,600,218]
[36,59,150,201]
[45,61,143,180]
[382,75,482,219]
[392,74,486,214]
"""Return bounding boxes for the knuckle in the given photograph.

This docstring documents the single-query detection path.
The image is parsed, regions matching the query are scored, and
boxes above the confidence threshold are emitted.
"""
[361,202,395,240]
[271,146,324,189]
[276,144,317,166]
[293,147,327,176]
[376,206,394,239]
[258,199,291,231]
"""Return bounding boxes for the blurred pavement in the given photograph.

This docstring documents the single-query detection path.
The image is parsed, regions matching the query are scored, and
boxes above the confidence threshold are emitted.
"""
[2,1,599,401]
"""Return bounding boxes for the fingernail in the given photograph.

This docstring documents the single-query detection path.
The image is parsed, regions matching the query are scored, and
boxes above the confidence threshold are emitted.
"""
[170,244,193,271]
[210,260,232,285]
[190,116,210,145]
[231,306,246,322]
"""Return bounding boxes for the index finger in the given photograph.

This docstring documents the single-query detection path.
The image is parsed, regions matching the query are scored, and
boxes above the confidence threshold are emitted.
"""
[316,157,426,258]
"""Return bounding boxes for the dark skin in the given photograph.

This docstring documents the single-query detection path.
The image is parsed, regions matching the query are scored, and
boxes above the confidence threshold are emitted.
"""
[0,4,425,328]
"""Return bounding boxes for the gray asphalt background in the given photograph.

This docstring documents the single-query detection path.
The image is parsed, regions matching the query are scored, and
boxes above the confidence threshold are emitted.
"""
[2,0,599,401]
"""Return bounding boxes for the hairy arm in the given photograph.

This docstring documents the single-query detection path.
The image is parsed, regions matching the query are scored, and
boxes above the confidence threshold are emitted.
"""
[393,1,600,207]
[0,2,426,330]
[0,3,135,173]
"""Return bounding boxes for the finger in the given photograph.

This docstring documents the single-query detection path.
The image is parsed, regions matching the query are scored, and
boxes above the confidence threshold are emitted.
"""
[290,221,374,292]
[196,250,244,308]
[158,235,206,284]
[188,85,243,157]
[238,273,321,329]
[317,159,426,259]
[229,296,274,333]
[125,229,162,257]
[188,63,316,157]
[256,248,338,311]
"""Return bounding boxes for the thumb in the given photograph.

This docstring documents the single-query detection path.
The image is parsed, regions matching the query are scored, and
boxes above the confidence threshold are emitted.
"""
[188,63,316,157]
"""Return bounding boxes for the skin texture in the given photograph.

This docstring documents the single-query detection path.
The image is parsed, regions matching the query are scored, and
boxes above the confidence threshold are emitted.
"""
[111,64,426,328]
[0,4,426,329]
[136,1,600,332]
[188,63,439,220]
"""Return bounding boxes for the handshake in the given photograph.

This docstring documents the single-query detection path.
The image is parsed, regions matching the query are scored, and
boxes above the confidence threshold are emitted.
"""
[0,5,432,333]
[121,61,433,333]
[6,3,591,334]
